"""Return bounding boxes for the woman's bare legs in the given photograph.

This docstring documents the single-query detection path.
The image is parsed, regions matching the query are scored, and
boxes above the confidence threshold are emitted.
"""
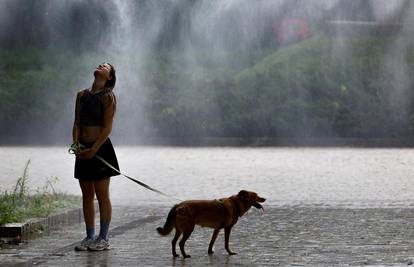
[94,178,111,240]
[94,178,111,223]
[79,180,96,237]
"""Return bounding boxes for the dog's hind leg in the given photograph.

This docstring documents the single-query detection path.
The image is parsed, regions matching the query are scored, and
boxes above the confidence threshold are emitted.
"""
[179,227,194,258]
[208,228,220,254]
[224,225,237,255]
[171,230,181,257]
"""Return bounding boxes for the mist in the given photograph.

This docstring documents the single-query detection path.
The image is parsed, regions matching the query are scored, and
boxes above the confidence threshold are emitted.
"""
[1,0,414,144]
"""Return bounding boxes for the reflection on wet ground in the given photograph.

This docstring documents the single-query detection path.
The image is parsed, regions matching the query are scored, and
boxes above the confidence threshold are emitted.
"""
[3,206,414,266]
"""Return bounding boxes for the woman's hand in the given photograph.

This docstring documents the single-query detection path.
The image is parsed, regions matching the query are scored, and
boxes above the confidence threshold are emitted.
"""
[78,148,97,160]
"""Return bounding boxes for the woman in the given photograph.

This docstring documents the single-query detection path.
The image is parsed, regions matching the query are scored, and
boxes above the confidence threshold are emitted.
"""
[72,63,119,251]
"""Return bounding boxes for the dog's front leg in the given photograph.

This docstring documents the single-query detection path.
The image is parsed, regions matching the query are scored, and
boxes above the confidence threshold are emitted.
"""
[224,225,237,255]
[208,228,220,254]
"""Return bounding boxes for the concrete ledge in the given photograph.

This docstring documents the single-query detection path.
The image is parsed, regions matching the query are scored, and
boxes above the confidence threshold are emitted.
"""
[0,208,83,239]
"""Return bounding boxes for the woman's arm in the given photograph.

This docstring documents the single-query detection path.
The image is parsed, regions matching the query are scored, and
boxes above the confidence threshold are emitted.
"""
[91,92,115,151]
[72,91,82,143]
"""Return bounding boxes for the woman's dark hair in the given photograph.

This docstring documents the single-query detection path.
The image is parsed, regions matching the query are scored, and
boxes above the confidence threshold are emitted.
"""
[104,63,116,90]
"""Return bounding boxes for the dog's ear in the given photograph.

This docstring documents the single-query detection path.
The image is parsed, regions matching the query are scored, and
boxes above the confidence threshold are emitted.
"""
[238,190,249,199]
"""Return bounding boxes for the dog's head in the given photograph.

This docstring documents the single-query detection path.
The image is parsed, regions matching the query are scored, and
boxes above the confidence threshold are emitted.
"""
[237,190,266,211]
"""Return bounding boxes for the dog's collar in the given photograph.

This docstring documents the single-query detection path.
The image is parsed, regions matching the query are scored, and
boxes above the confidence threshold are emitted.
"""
[229,197,242,218]
[216,199,226,209]
[216,198,241,218]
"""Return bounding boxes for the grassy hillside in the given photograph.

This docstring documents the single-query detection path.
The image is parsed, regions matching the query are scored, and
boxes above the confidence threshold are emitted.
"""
[229,35,414,137]
[1,35,414,141]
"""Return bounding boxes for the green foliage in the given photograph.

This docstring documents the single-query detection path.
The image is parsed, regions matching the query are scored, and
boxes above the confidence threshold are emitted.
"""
[0,160,81,225]
[0,48,102,135]
[231,35,414,137]
[2,35,414,139]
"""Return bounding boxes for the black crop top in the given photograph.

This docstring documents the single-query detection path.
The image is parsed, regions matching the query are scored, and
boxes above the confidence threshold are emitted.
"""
[79,88,112,126]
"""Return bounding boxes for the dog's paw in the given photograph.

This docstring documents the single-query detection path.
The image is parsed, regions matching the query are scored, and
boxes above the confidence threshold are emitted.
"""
[208,250,214,255]
[183,254,191,258]
[173,253,179,258]
[228,251,238,256]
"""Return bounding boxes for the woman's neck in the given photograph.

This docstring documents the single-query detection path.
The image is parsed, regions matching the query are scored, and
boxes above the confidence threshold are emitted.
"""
[91,80,106,93]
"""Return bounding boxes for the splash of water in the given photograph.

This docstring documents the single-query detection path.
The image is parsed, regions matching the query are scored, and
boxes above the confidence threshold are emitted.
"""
[0,0,413,142]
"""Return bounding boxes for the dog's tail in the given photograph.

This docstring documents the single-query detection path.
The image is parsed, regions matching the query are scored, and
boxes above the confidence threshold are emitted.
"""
[156,205,177,236]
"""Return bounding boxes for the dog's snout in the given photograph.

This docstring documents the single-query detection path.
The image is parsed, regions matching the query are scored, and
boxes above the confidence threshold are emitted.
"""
[258,197,266,202]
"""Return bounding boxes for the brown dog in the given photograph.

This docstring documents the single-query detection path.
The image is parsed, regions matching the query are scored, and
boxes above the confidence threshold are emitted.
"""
[157,190,265,258]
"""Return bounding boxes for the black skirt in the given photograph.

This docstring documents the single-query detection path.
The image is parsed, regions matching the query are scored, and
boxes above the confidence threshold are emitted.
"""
[74,138,120,180]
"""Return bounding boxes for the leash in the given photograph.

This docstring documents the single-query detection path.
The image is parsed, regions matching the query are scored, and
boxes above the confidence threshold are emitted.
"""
[69,142,181,202]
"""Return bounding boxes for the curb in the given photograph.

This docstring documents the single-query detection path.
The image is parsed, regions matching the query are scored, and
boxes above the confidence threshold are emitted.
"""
[0,208,83,240]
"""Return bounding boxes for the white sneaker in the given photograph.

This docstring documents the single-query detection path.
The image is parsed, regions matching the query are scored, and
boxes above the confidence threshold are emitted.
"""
[74,237,95,251]
[87,237,110,251]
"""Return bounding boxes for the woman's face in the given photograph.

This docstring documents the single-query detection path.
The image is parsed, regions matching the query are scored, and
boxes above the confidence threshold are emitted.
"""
[94,63,112,81]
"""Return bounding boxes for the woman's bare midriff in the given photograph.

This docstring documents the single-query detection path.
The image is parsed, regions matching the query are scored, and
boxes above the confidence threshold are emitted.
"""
[80,126,103,143]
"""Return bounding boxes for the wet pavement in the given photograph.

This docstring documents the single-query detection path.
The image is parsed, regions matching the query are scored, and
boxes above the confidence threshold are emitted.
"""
[2,205,414,266]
